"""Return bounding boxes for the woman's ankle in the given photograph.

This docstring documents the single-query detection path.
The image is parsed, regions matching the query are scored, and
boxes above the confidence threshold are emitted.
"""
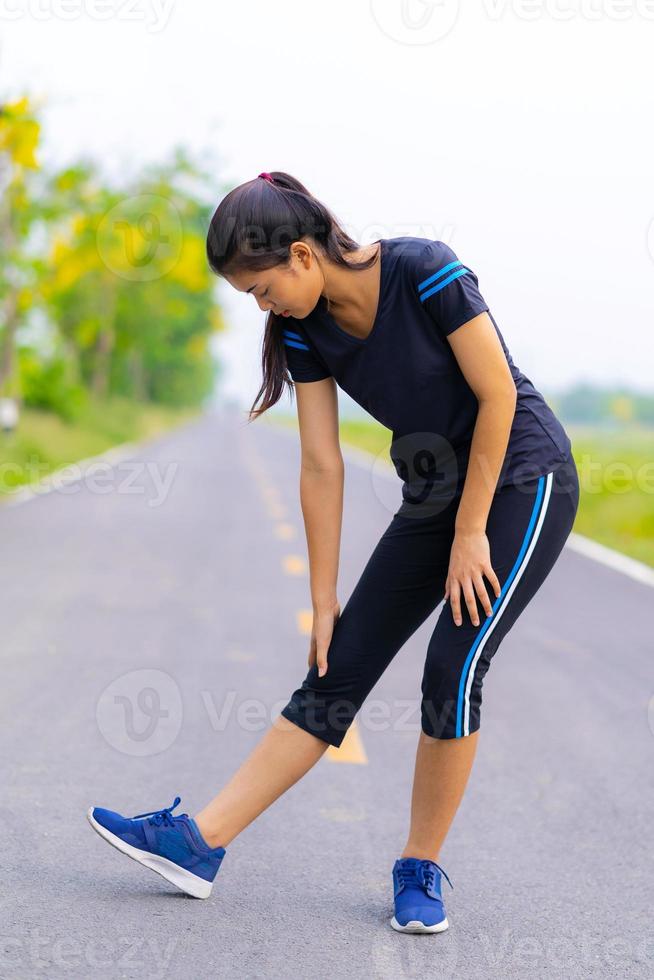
[399,847,441,863]
[193,813,227,850]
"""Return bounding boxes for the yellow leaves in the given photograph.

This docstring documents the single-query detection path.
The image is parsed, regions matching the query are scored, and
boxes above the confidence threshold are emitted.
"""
[72,214,88,236]
[55,168,82,192]
[186,334,206,361]
[209,305,227,333]
[168,298,188,317]
[95,194,183,283]
[4,96,30,115]
[168,235,209,291]
[0,96,40,169]
[48,223,102,291]
[8,181,30,212]
[16,286,33,315]
[59,252,92,291]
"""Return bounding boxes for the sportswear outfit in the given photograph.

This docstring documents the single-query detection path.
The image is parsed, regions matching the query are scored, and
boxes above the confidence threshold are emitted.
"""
[279,236,579,745]
[88,238,579,928]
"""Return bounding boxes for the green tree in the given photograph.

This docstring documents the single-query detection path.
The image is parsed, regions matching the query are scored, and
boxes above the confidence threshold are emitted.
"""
[0,96,41,396]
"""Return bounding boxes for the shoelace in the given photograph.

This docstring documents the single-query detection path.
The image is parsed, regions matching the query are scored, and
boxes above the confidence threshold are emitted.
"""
[131,795,183,827]
[397,859,454,894]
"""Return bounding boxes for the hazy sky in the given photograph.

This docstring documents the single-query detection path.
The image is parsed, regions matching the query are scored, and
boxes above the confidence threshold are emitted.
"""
[3,0,653,412]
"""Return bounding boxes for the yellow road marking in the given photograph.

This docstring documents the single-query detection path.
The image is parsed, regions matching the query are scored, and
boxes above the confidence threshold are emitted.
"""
[297,609,313,634]
[274,523,296,540]
[326,719,368,764]
[283,555,307,576]
[295,610,368,765]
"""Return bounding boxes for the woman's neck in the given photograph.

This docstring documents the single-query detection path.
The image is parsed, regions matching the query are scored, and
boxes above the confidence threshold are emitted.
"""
[320,242,382,332]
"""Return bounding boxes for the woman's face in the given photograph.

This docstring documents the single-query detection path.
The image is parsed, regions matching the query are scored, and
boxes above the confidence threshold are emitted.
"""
[224,242,322,320]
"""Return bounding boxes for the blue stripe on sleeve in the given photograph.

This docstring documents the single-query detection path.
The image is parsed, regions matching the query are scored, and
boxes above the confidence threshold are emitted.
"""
[283,338,310,351]
[418,266,471,303]
[417,260,462,293]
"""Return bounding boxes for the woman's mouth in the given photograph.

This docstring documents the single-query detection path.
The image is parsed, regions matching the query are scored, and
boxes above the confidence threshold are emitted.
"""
[281,309,291,317]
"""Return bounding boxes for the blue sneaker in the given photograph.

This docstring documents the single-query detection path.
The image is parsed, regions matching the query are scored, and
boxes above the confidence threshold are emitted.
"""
[390,856,454,933]
[87,796,226,899]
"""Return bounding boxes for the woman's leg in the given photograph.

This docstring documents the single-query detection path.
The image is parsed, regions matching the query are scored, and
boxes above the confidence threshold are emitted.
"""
[194,716,330,848]
[195,505,456,848]
[400,730,480,862]
[403,453,580,862]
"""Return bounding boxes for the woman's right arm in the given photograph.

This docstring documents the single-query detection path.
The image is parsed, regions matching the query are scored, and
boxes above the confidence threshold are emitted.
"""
[294,377,344,676]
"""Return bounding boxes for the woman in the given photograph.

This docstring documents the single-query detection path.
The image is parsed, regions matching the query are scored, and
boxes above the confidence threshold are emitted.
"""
[87,171,580,934]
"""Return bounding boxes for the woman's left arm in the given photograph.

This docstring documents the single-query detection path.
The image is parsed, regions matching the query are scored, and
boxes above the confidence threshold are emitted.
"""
[444,311,518,627]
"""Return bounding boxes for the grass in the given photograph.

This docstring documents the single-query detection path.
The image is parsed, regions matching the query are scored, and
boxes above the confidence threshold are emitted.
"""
[566,424,654,567]
[6,400,652,569]
[267,413,654,569]
[0,397,202,498]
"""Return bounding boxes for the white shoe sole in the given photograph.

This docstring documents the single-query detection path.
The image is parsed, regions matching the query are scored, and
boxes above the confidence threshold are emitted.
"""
[390,914,449,934]
[86,807,213,899]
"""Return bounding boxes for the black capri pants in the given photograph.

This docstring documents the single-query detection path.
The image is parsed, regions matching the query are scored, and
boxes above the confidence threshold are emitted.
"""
[280,452,580,746]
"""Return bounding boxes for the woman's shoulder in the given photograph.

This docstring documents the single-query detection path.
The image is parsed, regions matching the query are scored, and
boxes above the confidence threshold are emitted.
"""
[385,236,465,291]
[387,235,457,271]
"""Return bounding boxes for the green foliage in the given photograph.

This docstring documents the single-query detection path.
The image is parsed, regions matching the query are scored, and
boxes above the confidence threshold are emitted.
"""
[0,399,201,496]
[18,347,88,422]
[0,96,226,416]
[568,425,654,567]
[559,383,654,426]
[269,414,654,570]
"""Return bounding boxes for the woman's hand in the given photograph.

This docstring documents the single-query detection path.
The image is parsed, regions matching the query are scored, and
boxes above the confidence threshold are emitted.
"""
[444,530,501,627]
[308,600,341,676]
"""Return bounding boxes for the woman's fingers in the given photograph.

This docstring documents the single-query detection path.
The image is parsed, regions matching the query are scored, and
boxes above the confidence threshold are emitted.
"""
[449,579,462,626]
[451,572,499,627]
[316,645,328,677]
[487,565,502,599]
[316,624,330,676]
[309,634,329,675]
[462,579,480,627]
[312,603,340,677]
[473,572,495,620]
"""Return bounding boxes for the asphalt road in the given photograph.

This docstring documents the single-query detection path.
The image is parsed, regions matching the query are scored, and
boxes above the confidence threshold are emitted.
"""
[1,407,652,979]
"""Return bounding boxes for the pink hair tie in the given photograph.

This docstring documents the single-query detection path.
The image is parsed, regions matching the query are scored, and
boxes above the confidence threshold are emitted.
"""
[258,172,274,183]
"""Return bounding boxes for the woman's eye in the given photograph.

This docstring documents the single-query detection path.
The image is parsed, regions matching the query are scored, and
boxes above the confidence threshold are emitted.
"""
[262,288,269,298]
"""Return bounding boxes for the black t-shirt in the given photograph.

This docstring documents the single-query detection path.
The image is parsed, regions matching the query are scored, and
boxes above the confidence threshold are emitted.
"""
[282,236,572,515]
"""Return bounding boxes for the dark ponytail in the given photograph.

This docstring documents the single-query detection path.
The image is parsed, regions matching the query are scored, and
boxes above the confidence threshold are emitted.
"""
[206,171,378,422]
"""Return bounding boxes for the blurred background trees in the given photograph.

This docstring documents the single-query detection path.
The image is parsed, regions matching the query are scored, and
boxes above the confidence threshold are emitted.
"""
[0,94,225,425]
